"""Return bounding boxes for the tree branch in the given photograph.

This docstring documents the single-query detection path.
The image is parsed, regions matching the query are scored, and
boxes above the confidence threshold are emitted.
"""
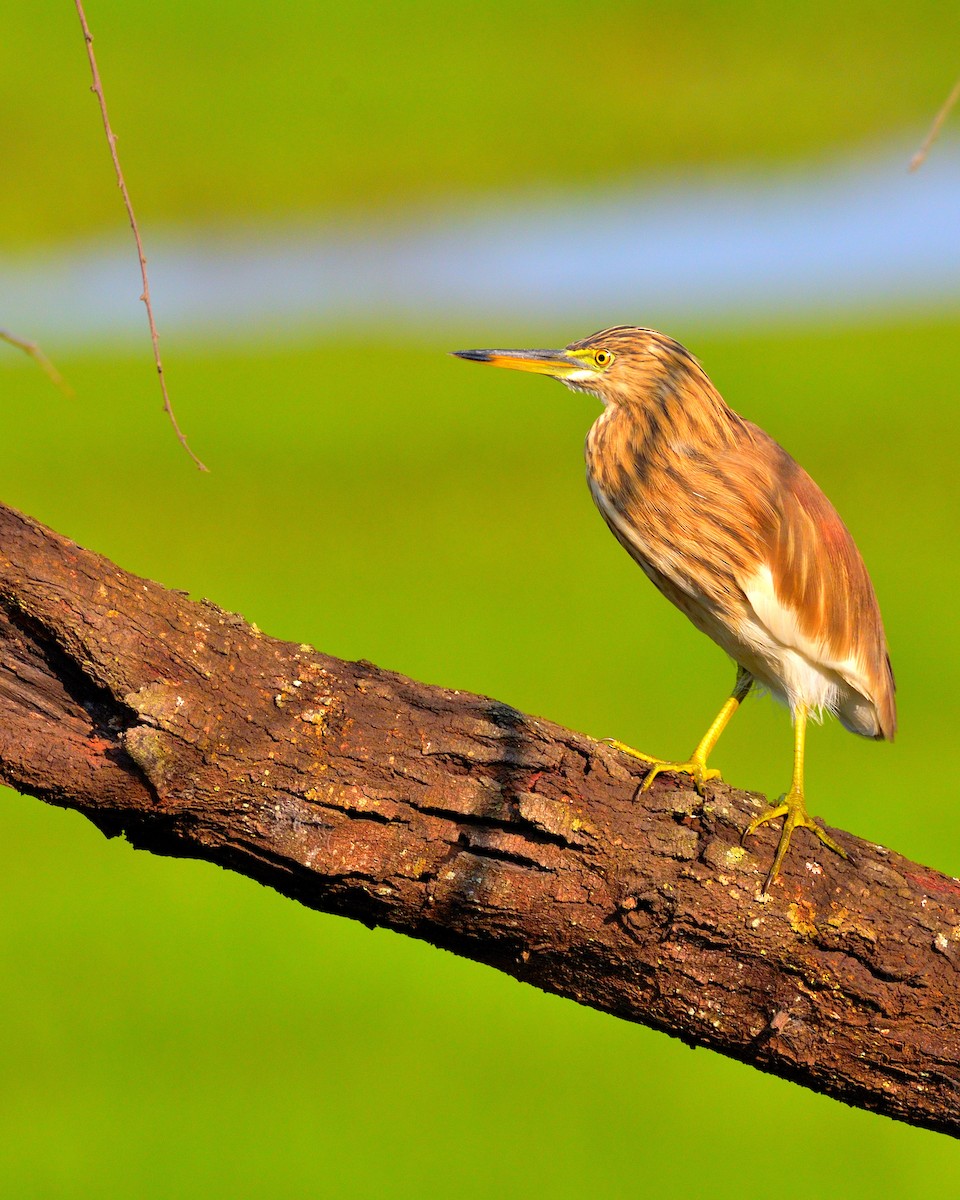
[0,502,957,1137]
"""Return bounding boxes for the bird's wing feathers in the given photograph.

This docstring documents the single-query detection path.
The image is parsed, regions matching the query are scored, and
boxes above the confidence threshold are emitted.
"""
[727,426,896,738]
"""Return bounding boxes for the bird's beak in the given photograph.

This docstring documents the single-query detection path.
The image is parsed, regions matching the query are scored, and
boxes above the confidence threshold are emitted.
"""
[452,346,588,380]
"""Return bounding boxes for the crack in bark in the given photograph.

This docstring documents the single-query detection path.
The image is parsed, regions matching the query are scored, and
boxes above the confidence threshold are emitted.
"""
[454,836,553,874]
[416,800,577,850]
[1,600,124,723]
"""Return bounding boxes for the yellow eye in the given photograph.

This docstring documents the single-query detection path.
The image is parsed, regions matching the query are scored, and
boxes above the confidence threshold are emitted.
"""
[594,350,613,367]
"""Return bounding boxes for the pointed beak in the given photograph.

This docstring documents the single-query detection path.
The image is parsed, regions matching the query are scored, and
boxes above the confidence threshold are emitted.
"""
[452,346,585,380]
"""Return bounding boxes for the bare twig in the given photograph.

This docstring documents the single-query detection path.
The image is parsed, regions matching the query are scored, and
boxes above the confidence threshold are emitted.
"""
[0,327,74,397]
[74,1,208,471]
[909,76,960,172]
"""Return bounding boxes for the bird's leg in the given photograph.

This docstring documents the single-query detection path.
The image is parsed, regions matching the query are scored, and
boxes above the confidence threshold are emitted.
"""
[608,668,753,795]
[743,703,848,893]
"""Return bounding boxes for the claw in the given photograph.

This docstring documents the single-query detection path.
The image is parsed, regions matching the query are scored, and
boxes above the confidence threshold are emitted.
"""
[606,740,722,795]
[744,787,847,894]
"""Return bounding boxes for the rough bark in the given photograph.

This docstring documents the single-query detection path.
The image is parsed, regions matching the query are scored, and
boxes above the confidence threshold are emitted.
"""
[0,501,957,1137]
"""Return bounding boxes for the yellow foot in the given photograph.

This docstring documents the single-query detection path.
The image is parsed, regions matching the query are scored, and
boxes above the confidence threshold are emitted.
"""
[604,740,721,795]
[743,788,847,893]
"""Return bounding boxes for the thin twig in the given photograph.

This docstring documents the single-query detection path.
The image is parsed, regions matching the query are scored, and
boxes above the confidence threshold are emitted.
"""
[0,328,74,397]
[74,0,208,471]
[909,76,960,172]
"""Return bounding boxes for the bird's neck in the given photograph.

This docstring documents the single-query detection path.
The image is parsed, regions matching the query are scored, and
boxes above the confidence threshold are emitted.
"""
[586,370,742,502]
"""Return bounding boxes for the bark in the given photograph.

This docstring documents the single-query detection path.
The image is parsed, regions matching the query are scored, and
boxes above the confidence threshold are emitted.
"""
[0,501,957,1137]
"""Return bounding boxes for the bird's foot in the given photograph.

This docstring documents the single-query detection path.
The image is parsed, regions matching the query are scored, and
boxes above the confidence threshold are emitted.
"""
[743,787,847,895]
[604,740,721,796]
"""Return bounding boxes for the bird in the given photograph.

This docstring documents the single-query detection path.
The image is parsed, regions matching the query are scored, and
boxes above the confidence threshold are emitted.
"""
[454,326,895,892]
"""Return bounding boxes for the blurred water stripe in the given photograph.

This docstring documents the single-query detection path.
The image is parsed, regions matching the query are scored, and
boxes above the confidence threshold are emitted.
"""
[5,140,960,345]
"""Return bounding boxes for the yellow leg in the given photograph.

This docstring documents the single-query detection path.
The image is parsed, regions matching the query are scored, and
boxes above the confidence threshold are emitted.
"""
[608,668,752,795]
[743,703,847,893]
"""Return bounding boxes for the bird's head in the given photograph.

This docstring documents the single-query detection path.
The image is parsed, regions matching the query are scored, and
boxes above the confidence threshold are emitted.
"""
[453,326,703,408]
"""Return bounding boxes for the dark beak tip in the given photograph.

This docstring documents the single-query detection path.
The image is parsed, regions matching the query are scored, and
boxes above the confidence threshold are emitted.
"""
[451,349,490,362]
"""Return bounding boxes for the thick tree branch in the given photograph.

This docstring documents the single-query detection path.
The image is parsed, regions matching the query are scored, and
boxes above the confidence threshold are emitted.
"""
[0,502,957,1136]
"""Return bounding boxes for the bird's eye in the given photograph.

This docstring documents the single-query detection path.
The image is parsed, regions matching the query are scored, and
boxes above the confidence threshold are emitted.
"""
[594,350,613,367]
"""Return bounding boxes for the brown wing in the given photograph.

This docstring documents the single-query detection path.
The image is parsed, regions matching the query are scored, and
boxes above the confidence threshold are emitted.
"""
[735,423,896,740]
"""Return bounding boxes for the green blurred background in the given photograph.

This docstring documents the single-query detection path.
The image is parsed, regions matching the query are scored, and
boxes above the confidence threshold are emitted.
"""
[3,2,960,1195]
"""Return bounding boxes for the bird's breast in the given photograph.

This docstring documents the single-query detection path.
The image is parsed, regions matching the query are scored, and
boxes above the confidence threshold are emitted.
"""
[584,406,760,619]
